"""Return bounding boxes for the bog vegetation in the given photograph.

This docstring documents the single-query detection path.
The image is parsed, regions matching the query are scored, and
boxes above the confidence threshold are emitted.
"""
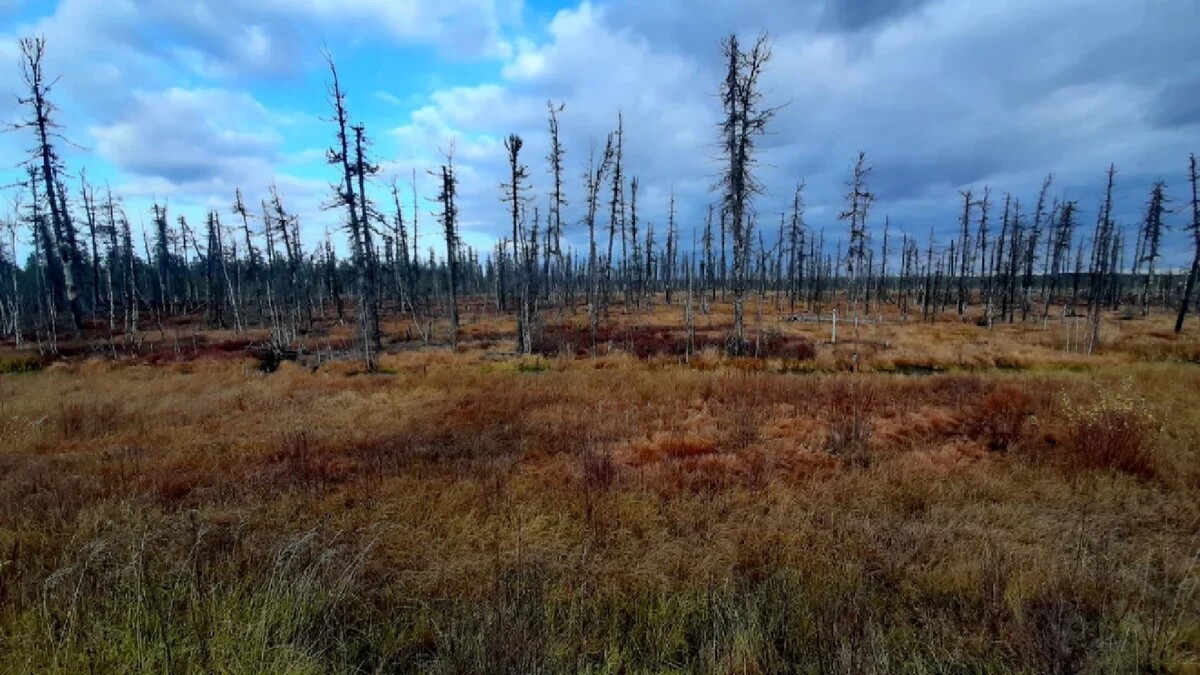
[0,34,1198,674]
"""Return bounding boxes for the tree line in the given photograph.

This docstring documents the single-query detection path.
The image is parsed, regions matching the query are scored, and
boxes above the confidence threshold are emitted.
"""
[3,35,1199,366]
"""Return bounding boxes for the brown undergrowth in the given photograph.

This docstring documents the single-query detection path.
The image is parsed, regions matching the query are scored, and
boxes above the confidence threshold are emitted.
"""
[0,313,1198,672]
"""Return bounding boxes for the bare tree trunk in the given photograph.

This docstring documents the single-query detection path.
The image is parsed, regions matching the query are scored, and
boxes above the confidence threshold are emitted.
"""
[720,33,774,355]
[504,133,532,346]
[1176,154,1200,333]
[583,136,614,356]
[437,156,461,352]
[322,49,378,369]
[16,38,83,334]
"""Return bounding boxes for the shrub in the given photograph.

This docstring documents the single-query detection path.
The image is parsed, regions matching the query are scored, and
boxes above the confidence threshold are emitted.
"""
[755,330,817,361]
[968,385,1036,451]
[1059,383,1159,479]
[825,379,874,467]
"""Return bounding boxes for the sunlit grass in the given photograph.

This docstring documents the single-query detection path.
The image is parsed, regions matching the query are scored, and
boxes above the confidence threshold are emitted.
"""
[1,302,1198,671]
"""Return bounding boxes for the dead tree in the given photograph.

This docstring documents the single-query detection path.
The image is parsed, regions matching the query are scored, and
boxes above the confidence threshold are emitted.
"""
[606,113,625,309]
[436,151,461,351]
[121,209,138,337]
[151,203,171,315]
[175,215,195,311]
[955,190,973,317]
[665,189,677,305]
[976,188,992,323]
[545,102,567,278]
[217,212,243,333]
[79,172,102,314]
[719,32,775,354]
[101,185,121,332]
[992,194,1011,326]
[1176,154,1200,333]
[1004,198,1023,323]
[11,37,83,333]
[322,230,344,321]
[787,183,806,314]
[232,188,261,321]
[644,218,656,301]
[701,203,715,305]
[1022,175,1053,321]
[1,210,21,347]
[582,135,615,355]
[24,167,60,343]
[1086,165,1116,352]
[518,207,541,354]
[630,177,643,307]
[877,215,889,313]
[203,212,224,328]
[351,127,381,348]
[322,48,379,368]
[388,179,415,316]
[1044,201,1077,322]
[840,151,874,316]
[1139,181,1168,316]
[502,133,532,315]
[719,208,728,301]
[503,134,533,345]
[922,228,935,320]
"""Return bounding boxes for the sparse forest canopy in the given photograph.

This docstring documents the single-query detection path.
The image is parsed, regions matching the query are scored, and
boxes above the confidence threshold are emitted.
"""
[2,35,1199,362]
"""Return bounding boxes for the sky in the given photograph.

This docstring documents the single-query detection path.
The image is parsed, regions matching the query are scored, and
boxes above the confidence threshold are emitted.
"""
[1,0,1198,267]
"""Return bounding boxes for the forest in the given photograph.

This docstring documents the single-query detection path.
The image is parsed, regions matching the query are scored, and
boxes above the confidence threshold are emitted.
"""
[3,35,1199,365]
[1,33,1199,673]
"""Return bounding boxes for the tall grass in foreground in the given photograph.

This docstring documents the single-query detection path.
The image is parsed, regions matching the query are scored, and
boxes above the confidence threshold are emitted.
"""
[0,357,1197,672]
[3,494,1196,673]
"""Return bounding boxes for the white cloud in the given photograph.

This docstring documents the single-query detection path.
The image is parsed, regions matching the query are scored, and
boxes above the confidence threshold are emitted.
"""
[384,1,715,255]
[257,0,520,59]
[90,88,282,183]
[3,0,1199,265]
[0,0,526,255]
[366,0,1200,266]
[82,85,337,249]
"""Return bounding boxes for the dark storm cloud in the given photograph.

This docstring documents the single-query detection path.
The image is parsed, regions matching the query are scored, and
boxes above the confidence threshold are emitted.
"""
[604,0,819,54]
[1151,75,1200,130]
[818,0,932,31]
[870,152,1001,203]
[379,0,1200,267]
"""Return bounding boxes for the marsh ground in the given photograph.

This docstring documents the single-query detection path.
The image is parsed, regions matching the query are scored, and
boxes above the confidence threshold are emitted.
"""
[1,301,1198,673]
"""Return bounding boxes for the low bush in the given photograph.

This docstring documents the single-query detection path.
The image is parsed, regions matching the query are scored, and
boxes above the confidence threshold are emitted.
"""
[968,385,1037,451]
[1059,382,1159,479]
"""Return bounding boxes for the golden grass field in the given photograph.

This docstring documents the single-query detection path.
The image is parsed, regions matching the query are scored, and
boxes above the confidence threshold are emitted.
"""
[1,300,1198,673]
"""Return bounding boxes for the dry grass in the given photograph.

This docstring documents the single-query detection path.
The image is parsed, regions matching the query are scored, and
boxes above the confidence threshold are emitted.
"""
[0,302,1198,672]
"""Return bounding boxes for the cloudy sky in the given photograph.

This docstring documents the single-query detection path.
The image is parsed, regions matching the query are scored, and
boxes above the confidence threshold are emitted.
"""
[1,0,1198,265]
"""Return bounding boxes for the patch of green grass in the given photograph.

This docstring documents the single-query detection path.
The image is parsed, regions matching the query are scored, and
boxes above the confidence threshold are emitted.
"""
[518,359,549,373]
[0,354,42,374]
[885,363,943,376]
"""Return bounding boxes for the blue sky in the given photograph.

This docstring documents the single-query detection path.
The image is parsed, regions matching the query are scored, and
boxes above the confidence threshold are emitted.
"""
[1,0,1198,266]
